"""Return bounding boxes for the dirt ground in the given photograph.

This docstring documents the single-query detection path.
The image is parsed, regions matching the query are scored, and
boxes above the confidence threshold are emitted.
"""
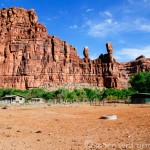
[0,104,150,150]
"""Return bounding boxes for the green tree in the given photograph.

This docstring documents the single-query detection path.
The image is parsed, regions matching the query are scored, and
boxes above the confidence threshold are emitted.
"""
[84,88,99,101]
[13,89,29,98]
[27,88,46,99]
[3,88,14,96]
[54,88,69,101]
[0,88,4,99]
[129,72,150,93]
[73,89,87,102]
[101,88,124,100]
[67,91,78,102]
[42,91,55,101]
[122,87,137,99]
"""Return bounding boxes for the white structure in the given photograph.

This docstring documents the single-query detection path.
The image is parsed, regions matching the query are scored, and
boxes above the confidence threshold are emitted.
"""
[1,95,25,104]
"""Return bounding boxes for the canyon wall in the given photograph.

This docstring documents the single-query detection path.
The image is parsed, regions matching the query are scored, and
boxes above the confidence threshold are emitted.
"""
[0,7,150,90]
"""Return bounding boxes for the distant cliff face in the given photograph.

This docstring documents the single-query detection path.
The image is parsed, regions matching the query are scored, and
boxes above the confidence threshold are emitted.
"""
[0,7,149,90]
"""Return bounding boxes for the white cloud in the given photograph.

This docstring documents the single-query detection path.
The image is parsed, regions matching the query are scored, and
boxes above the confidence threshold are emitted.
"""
[139,24,150,32]
[83,0,150,38]
[126,0,150,13]
[85,19,119,37]
[105,19,112,24]
[69,25,78,29]
[86,8,93,13]
[85,17,150,37]
[114,46,150,62]
[100,11,112,17]
[133,19,150,32]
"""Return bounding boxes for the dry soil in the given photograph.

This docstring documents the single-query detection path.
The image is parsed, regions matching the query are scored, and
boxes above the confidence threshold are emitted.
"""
[0,104,150,150]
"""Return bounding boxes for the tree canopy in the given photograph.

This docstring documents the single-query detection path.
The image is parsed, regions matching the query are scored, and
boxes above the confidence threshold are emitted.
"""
[129,72,150,93]
[0,86,137,102]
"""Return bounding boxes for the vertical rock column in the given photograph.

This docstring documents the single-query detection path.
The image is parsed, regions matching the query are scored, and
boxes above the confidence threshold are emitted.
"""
[106,42,119,88]
[106,42,113,62]
[83,46,89,59]
[64,41,70,61]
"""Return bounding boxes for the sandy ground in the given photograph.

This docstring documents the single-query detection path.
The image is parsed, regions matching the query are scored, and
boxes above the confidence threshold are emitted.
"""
[0,104,150,150]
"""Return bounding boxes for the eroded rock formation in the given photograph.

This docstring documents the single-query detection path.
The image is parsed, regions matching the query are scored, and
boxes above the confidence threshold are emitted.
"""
[0,7,150,90]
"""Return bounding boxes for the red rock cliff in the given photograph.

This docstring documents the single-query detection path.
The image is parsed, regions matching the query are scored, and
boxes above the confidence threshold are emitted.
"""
[0,7,149,89]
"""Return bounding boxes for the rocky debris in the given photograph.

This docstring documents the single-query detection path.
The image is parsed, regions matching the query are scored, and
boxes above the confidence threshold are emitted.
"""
[1,105,8,109]
[35,130,42,134]
[0,7,149,90]
[100,114,117,120]
[6,126,12,129]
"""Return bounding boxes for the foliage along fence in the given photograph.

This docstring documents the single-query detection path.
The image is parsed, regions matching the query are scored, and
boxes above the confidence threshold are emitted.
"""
[0,87,137,103]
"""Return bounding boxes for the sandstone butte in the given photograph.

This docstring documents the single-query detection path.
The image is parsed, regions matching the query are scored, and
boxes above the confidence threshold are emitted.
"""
[0,7,150,90]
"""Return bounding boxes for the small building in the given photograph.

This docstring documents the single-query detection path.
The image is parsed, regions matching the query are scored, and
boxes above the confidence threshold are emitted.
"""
[131,93,150,104]
[1,95,25,104]
[30,98,44,103]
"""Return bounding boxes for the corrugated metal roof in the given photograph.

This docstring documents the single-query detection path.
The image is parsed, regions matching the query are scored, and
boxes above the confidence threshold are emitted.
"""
[2,95,25,99]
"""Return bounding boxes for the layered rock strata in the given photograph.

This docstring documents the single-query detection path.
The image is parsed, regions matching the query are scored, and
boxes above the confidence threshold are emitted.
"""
[0,7,149,90]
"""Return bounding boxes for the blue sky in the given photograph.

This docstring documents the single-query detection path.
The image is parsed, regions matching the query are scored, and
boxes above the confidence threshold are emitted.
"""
[0,0,150,62]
